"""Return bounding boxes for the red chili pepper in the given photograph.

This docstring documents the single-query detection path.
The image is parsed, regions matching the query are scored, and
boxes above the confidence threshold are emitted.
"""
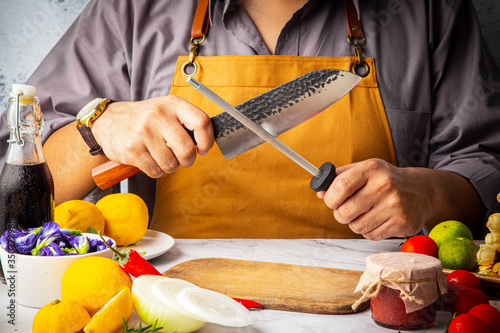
[232,297,264,309]
[118,248,163,277]
[99,231,162,278]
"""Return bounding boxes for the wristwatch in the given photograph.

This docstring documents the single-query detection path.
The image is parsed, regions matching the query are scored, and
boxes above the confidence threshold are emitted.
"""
[76,98,113,156]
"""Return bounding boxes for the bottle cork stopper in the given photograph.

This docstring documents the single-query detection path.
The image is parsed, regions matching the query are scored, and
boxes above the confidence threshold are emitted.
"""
[10,84,36,98]
[10,84,36,106]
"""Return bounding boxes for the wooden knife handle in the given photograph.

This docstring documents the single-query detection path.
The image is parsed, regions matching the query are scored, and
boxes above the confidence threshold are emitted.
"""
[92,161,140,189]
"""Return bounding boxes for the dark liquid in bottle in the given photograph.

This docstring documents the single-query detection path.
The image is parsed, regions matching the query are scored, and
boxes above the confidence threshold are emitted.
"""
[0,162,54,282]
[0,162,54,234]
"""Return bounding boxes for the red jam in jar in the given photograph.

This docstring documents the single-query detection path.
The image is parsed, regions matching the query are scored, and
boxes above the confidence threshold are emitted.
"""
[354,252,447,331]
[371,285,437,330]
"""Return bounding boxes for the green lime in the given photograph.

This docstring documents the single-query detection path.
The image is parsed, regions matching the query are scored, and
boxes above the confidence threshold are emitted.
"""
[438,237,478,272]
[428,220,473,248]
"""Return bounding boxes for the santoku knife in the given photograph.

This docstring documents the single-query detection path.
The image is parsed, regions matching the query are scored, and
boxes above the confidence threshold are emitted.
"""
[92,69,361,189]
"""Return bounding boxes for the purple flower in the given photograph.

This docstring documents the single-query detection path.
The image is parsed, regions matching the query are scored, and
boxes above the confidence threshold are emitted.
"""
[88,238,113,252]
[33,222,63,254]
[37,222,62,243]
[38,243,65,256]
[58,237,69,249]
[69,236,89,254]
[0,229,21,253]
[88,238,98,252]
[15,231,39,254]
[60,228,82,249]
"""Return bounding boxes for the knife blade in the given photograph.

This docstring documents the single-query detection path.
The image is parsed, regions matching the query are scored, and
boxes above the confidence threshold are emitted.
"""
[212,69,361,160]
[92,69,360,189]
[187,77,348,192]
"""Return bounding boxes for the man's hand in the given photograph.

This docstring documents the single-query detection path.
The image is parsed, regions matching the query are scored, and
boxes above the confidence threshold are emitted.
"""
[92,96,214,178]
[317,159,483,240]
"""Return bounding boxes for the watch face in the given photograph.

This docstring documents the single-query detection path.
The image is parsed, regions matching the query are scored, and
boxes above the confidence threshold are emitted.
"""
[76,98,102,126]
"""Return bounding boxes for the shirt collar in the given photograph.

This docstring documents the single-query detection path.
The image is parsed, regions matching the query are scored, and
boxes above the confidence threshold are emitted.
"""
[210,0,361,24]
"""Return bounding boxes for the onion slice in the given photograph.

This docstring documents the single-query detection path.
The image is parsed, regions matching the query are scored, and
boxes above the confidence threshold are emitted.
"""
[132,275,206,333]
[177,287,253,327]
[152,278,205,321]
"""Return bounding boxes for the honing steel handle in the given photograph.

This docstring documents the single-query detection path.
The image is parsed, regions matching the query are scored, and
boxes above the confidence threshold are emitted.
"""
[92,161,140,189]
[309,162,337,192]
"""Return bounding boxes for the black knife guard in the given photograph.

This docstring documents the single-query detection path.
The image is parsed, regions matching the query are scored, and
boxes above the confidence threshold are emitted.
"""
[310,162,337,192]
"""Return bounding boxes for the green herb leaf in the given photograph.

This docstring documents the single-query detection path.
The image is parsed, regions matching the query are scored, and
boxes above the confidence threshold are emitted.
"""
[121,318,165,333]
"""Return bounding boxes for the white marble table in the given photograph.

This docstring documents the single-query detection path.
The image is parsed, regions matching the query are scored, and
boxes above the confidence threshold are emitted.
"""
[0,238,462,332]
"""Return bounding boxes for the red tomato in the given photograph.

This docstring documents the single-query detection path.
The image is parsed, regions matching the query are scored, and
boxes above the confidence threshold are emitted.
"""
[446,270,482,291]
[468,304,500,333]
[400,235,439,257]
[448,287,489,316]
[448,314,490,333]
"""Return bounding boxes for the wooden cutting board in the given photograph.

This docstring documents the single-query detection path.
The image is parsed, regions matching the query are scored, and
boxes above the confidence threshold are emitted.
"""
[163,258,368,314]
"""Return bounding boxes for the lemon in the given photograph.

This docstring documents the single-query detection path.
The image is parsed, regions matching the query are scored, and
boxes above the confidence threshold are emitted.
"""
[32,299,90,333]
[61,256,132,316]
[438,237,478,271]
[96,193,148,246]
[84,287,134,333]
[54,200,105,233]
[428,220,473,248]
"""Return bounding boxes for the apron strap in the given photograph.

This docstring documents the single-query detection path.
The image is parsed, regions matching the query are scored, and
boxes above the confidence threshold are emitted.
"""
[344,0,364,39]
[182,0,210,77]
[344,0,369,77]
[192,0,210,40]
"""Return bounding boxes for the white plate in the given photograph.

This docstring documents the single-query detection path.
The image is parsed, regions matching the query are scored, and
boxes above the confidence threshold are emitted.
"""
[126,229,175,260]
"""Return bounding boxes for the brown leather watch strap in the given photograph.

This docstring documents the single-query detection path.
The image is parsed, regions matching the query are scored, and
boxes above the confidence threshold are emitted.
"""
[345,0,364,39]
[77,125,104,156]
[192,0,210,39]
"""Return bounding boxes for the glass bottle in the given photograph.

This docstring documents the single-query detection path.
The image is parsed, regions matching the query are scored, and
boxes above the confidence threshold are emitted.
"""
[0,84,55,282]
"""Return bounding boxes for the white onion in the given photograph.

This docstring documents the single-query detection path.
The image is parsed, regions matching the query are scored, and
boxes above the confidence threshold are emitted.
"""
[133,275,253,330]
[177,287,253,327]
[132,275,206,333]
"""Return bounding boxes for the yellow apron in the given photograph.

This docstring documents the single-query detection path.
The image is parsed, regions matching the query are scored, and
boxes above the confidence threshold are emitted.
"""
[150,55,397,238]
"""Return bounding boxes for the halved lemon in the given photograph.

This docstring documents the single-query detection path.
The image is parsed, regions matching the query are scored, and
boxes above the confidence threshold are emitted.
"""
[84,287,133,333]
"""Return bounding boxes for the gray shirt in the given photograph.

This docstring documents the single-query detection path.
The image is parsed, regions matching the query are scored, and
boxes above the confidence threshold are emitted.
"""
[1,0,499,236]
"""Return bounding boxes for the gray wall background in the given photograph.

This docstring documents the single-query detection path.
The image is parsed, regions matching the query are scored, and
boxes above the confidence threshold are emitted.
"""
[0,0,499,111]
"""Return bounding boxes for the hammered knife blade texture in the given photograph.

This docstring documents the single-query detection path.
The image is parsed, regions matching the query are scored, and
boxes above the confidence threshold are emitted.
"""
[211,69,361,160]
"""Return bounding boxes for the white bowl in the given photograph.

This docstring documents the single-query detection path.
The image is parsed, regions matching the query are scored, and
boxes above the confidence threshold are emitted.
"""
[0,233,116,308]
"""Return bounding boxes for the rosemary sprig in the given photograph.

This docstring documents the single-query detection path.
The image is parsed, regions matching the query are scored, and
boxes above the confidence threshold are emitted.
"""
[122,318,167,333]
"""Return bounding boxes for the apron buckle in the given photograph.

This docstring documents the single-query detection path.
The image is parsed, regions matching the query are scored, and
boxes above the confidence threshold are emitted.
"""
[181,35,206,77]
[347,36,370,78]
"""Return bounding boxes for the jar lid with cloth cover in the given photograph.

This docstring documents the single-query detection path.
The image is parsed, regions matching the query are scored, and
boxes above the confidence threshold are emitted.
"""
[353,252,448,330]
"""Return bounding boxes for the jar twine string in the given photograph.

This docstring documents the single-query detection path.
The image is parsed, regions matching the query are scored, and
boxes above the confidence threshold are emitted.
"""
[351,270,442,311]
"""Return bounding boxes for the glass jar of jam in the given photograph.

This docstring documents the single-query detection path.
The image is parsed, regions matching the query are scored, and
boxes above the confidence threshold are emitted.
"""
[354,252,447,331]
